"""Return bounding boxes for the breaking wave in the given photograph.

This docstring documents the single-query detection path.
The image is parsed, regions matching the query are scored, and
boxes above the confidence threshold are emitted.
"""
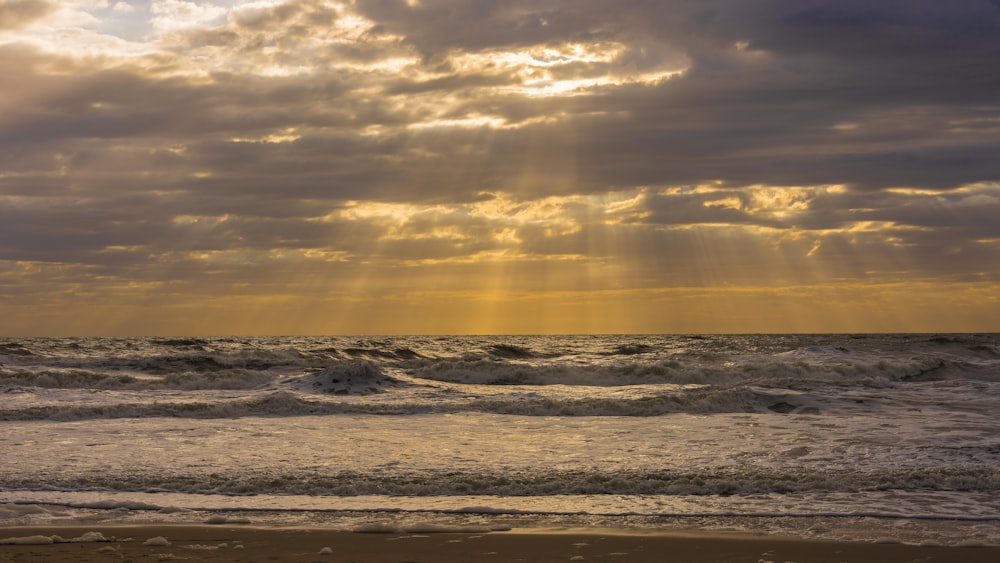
[285,361,406,395]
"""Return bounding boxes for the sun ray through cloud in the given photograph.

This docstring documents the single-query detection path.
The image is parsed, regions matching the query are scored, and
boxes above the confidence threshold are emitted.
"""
[0,0,998,335]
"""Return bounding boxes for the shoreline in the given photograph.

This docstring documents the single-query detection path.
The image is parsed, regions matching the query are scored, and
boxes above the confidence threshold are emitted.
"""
[2,524,999,562]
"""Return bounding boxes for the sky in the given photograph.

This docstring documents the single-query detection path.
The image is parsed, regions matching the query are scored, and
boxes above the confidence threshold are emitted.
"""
[1,0,999,336]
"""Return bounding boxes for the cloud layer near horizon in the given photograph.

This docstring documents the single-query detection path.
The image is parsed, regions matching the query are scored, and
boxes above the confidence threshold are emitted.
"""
[1,0,999,335]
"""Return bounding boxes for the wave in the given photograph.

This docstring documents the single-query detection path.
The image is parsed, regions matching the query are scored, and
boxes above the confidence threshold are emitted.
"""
[0,384,835,420]
[605,343,655,355]
[404,355,979,387]
[407,358,717,386]
[467,387,772,416]
[286,361,406,395]
[0,392,338,421]
[3,351,994,422]
[0,368,276,391]
[152,338,212,349]
[0,342,36,357]
[0,359,407,394]
[4,465,997,498]
[341,347,425,361]
[486,344,537,359]
[4,335,998,387]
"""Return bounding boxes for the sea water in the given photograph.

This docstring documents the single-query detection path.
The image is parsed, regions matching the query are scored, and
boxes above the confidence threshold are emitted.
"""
[1,335,998,545]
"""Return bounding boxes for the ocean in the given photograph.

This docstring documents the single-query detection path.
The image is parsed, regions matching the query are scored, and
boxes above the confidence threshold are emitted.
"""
[1,334,998,545]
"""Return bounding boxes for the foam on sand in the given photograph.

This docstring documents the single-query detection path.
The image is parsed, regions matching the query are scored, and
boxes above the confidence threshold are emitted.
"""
[0,531,110,545]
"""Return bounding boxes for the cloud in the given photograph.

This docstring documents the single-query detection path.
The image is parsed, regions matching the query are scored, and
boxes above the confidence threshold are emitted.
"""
[151,0,228,33]
[0,0,55,30]
[1,0,999,334]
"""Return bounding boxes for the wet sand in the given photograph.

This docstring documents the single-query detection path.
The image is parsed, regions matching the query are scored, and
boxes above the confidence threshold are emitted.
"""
[2,525,999,562]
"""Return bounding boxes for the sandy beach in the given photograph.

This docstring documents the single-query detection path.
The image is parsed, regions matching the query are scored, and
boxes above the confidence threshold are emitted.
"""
[1,525,998,563]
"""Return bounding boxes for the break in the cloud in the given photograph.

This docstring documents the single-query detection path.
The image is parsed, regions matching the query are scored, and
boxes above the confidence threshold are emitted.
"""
[1,0,998,335]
